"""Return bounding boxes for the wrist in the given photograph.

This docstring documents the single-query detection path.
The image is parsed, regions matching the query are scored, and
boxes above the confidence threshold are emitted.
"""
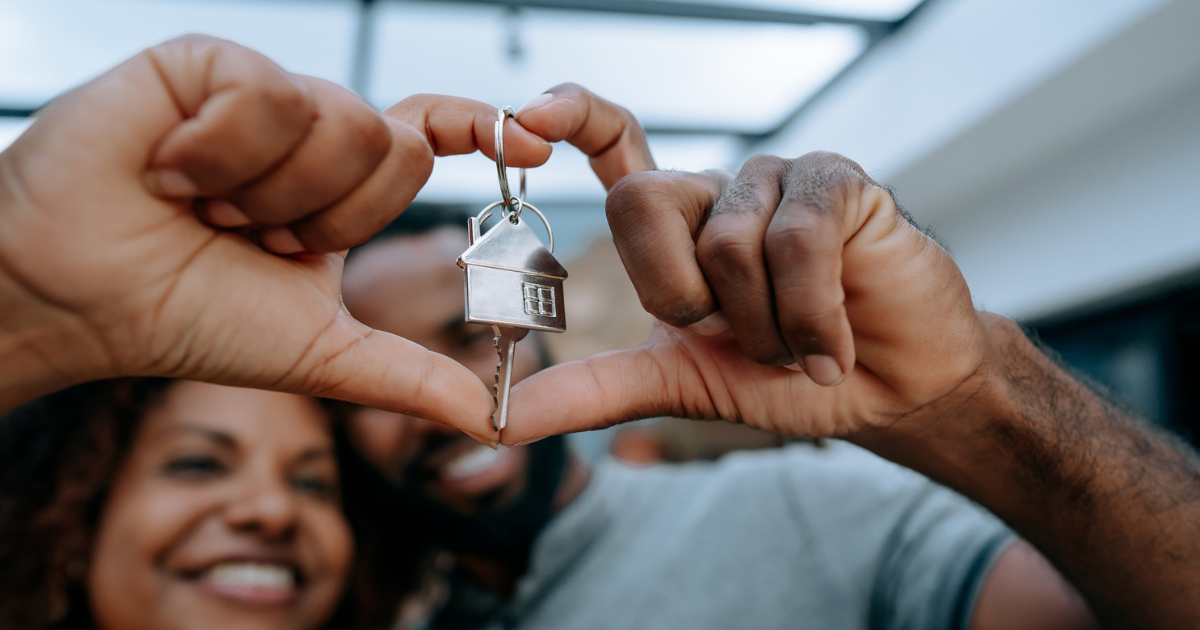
[0,278,111,414]
[849,313,1055,512]
[0,175,113,413]
[854,313,1200,625]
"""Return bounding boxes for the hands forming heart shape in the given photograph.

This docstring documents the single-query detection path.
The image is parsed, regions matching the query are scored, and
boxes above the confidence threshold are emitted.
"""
[0,35,986,450]
[2,35,1199,626]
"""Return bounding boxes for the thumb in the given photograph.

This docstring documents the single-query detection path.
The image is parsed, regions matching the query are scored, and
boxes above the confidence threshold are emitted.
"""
[501,344,682,446]
[310,321,499,445]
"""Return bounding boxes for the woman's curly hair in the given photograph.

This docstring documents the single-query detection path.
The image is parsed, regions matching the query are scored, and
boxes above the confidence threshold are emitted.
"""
[0,378,432,630]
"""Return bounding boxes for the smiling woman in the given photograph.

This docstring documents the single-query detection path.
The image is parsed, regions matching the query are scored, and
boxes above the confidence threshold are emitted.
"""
[0,379,428,630]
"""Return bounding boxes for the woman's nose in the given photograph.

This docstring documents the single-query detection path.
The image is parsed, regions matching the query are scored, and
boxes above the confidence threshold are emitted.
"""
[223,470,299,539]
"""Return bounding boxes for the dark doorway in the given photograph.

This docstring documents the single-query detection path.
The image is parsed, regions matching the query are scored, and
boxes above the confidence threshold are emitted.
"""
[1027,272,1200,445]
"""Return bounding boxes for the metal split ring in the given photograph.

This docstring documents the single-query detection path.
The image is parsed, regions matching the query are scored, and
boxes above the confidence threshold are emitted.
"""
[494,106,527,217]
[476,199,554,254]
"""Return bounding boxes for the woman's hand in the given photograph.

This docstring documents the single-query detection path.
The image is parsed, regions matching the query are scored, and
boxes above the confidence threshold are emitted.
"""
[0,35,552,442]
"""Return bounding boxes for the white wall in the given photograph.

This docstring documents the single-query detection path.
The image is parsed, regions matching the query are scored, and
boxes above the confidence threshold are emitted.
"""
[936,74,1200,319]
[753,0,1200,320]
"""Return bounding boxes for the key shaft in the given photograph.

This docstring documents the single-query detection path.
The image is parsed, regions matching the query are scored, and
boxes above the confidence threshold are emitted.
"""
[491,325,529,431]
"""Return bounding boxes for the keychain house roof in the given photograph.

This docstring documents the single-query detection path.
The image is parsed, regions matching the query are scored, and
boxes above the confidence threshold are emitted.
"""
[457,213,568,333]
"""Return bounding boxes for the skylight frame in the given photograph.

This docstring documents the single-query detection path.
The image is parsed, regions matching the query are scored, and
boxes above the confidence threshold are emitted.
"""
[0,0,929,145]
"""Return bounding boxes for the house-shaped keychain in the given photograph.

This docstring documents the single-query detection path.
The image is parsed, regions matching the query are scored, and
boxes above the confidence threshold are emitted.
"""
[457,212,568,333]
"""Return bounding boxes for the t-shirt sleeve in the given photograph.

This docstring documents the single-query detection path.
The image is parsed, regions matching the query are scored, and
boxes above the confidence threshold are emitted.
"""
[866,480,1014,630]
[776,442,1014,630]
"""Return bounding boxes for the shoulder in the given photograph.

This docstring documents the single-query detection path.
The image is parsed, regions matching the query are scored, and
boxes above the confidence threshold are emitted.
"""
[664,440,931,496]
[606,442,1003,541]
[589,441,929,525]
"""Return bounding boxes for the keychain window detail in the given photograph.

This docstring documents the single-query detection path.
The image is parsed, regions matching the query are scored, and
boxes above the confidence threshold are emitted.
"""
[523,283,556,317]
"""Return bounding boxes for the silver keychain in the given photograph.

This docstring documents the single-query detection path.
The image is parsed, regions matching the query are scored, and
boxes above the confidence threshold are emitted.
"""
[457,106,568,432]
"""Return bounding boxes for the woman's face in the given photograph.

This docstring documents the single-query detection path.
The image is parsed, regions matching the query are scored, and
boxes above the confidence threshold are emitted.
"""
[88,382,354,630]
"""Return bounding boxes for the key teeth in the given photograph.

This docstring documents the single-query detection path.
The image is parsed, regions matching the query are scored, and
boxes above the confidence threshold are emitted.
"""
[491,330,504,431]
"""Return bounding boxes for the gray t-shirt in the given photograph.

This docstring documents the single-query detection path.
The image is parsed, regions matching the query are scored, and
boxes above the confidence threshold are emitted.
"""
[434,441,1013,630]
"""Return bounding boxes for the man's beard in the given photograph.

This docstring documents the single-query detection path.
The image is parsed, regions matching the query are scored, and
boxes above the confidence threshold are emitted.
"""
[366,435,568,562]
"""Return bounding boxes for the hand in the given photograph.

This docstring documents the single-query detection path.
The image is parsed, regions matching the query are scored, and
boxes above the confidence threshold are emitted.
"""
[511,83,656,189]
[503,151,989,444]
[500,143,1194,627]
[0,36,553,441]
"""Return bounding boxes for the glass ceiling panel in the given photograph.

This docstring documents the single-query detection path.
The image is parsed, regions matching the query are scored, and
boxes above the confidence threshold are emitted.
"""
[370,1,866,133]
[656,0,924,21]
[417,133,743,203]
[0,0,356,107]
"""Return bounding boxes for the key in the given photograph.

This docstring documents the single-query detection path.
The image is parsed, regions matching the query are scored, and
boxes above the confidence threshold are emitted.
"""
[459,209,566,433]
[491,325,529,431]
[455,106,568,433]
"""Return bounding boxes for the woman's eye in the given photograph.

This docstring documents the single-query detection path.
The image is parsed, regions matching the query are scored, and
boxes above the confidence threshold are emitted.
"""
[292,476,338,501]
[164,455,226,479]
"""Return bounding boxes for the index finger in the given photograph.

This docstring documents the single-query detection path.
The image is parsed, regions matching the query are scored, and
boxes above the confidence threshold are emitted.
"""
[383,94,553,166]
[606,169,733,328]
[514,83,656,189]
[285,95,557,253]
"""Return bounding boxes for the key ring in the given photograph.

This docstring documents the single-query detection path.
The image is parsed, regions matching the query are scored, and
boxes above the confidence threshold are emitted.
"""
[494,106,526,218]
[476,199,555,254]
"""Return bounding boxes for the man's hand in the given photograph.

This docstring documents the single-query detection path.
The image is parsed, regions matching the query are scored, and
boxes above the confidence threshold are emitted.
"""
[508,150,1200,627]
[504,152,986,443]
[0,36,554,442]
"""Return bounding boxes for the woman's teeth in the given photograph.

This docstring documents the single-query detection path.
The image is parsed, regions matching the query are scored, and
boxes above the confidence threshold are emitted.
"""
[442,444,506,480]
[204,562,295,590]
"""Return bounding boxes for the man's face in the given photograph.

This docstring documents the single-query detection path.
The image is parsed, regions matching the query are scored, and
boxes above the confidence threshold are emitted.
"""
[341,227,545,516]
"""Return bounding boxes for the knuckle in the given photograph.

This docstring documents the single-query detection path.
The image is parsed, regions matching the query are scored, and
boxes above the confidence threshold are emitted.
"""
[220,48,312,122]
[350,108,392,161]
[605,171,668,225]
[784,151,872,206]
[260,80,312,129]
[793,150,863,177]
[381,93,428,119]
[741,153,790,177]
[792,150,868,189]
[696,224,758,271]
[764,211,830,251]
[712,177,762,215]
[713,156,789,217]
[390,121,435,180]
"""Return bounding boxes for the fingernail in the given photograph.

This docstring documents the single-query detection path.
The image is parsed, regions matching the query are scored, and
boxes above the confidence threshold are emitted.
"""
[783,363,804,372]
[203,199,252,227]
[687,311,730,337]
[260,227,306,255]
[517,93,553,115]
[144,169,199,197]
[802,355,844,387]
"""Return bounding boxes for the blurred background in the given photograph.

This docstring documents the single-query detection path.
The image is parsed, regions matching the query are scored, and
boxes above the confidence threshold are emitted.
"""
[1,0,1197,457]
